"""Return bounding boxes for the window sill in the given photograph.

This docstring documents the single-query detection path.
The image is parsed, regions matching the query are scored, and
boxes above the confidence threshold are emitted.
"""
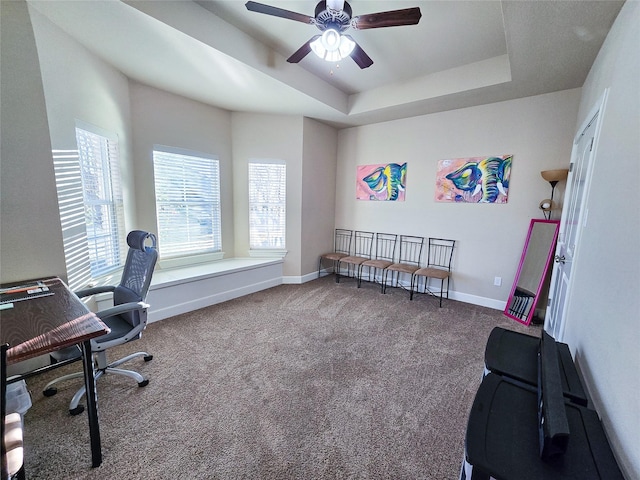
[158,252,224,270]
[249,249,287,259]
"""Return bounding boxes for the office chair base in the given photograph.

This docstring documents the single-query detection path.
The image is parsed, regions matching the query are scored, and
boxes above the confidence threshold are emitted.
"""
[43,352,153,415]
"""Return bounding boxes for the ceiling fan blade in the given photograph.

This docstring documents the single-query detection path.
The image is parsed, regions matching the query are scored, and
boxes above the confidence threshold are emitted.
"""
[352,7,422,29]
[287,36,320,63]
[326,0,345,11]
[344,36,373,69]
[245,1,314,24]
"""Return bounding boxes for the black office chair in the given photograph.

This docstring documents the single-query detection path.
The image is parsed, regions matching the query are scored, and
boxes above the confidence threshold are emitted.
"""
[2,344,26,480]
[43,231,158,415]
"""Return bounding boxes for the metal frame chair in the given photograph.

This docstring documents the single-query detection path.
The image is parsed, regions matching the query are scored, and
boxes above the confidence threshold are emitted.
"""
[336,230,375,284]
[43,231,158,415]
[411,237,456,307]
[2,344,25,480]
[382,235,424,293]
[357,233,398,291]
[318,229,353,278]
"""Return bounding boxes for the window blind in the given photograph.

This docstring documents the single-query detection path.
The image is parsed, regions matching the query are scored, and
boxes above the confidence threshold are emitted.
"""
[53,149,92,291]
[52,126,124,290]
[248,162,286,249]
[76,128,124,277]
[153,149,222,258]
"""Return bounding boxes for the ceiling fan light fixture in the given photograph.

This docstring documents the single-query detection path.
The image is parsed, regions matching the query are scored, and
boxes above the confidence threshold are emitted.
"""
[338,34,355,57]
[310,29,355,62]
[321,28,341,51]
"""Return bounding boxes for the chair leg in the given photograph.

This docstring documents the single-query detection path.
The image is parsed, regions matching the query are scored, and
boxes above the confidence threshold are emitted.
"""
[409,275,416,300]
[439,279,444,308]
[16,464,26,480]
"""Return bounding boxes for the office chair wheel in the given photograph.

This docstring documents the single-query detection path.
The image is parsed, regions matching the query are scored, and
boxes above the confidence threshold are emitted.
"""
[43,387,57,397]
[144,355,153,362]
[70,405,85,416]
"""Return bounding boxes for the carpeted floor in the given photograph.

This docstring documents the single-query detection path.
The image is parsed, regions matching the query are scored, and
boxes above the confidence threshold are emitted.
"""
[19,275,537,479]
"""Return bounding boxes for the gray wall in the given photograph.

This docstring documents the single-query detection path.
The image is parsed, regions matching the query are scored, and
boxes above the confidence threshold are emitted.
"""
[0,0,65,283]
[561,2,640,476]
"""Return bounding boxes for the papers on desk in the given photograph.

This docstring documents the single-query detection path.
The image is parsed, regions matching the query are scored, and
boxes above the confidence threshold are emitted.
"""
[0,280,54,304]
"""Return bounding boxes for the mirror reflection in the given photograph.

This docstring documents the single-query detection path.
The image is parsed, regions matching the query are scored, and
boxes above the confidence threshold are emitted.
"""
[505,219,560,325]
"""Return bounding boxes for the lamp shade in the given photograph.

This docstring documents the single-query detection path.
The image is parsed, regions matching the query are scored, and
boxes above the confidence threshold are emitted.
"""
[541,169,569,182]
[310,29,355,62]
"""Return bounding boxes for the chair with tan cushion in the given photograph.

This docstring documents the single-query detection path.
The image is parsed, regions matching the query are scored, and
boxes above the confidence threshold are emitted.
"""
[2,344,26,480]
[318,229,353,278]
[336,230,375,284]
[411,237,456,307]
[357,233,398,291]
[382,235,424,293]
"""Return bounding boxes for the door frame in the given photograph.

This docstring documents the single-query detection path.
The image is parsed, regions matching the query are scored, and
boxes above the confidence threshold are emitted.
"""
[544,89,609,341]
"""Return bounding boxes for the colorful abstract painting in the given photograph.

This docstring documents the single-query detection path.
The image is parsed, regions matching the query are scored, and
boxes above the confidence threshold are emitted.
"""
[435,155,512,203]
[356,163,407,201]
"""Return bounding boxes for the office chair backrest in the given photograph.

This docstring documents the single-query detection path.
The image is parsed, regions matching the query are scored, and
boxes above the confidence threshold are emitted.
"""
[114,231,158,327]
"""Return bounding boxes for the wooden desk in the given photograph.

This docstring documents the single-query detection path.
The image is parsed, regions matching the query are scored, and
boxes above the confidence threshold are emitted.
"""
[0,277,110,467]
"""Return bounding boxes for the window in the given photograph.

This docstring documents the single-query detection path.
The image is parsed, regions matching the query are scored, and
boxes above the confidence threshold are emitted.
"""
[153,148,222,259]
[53,124,125,290]
[248,161,286,250]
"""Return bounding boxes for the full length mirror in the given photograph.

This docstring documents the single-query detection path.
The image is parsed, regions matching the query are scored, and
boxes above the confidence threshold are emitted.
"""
[505,219,560,325]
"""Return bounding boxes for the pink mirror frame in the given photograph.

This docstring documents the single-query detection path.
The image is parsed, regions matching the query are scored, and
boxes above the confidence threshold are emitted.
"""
[504,219,560,326]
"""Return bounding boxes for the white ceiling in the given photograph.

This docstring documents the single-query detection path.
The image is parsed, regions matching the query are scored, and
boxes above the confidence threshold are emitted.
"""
[27,0,623,128]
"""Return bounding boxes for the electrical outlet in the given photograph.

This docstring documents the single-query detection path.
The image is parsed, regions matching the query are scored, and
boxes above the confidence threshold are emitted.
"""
[494,276,502,286]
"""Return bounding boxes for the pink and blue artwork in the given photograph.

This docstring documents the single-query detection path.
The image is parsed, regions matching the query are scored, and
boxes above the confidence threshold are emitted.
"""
[356,163,407,201]
[435,155,512,203]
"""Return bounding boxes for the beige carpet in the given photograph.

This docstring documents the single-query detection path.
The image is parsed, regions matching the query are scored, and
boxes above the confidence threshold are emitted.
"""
[19,275,536,479]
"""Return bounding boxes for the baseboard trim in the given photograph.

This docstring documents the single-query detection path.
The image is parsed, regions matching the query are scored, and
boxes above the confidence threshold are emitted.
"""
[287,272,506,311]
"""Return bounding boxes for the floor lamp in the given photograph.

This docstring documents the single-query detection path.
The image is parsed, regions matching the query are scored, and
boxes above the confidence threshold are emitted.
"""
[539,169,569,220]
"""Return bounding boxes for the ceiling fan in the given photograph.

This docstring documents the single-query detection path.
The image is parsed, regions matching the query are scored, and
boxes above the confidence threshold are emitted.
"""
[245,0,422,69]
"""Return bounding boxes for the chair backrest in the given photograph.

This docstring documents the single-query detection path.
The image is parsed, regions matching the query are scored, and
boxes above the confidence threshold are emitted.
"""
[114,231,158,326]
[427,238,455,271]
[334,229,353,255]
[353,231,375,259]
[397,235,424,266]
[374,233,398,262]
[1,343,22,480]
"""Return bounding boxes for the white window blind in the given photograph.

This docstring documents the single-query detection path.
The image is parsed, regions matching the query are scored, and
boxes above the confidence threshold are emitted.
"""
[153,148,222,258]
[248,162,286,250]
[53,125,124,290]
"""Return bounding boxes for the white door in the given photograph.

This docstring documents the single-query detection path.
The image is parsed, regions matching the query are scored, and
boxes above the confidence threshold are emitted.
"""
[545,93,607,341]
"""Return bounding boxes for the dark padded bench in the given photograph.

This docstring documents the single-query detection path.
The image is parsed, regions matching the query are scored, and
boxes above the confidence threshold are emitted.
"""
[461,329,623,480]
[484,326,588,406]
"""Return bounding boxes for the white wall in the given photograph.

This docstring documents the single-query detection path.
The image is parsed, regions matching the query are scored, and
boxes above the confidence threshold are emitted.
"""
[0,1,66,283]
[562,2,640,477]
[336,89,580,307]
[129,82,234,256]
